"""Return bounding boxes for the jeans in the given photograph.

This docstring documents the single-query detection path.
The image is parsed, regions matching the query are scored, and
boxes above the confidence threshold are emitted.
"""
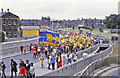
[26,70,30,78]
[11,70,17,77]
[1,70,6,78]
[67,59,71,65]
[51,63,55,70]
[48,63,50,69]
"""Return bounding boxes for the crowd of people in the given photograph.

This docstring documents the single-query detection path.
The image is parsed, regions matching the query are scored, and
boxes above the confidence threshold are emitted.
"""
[0,28,99,78]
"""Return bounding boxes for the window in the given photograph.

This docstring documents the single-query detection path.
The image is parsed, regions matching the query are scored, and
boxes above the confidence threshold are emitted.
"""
[2,20,6,25]
[14,20,17,25]
[8,20,11,25]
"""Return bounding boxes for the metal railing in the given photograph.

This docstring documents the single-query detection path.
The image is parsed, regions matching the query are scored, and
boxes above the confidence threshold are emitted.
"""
[41,42,112,76]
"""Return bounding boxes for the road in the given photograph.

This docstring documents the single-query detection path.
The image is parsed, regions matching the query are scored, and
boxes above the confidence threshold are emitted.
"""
[0,53,53,76]
[0,49,97,76]
[101,67,120,78]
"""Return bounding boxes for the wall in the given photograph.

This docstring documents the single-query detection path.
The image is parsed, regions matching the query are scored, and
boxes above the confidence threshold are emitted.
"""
[0,37,38,55]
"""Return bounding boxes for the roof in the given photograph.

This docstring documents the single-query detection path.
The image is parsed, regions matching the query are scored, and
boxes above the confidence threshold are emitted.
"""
[0,12,7,17]
[21,26,40,30]
[20,19,41,24]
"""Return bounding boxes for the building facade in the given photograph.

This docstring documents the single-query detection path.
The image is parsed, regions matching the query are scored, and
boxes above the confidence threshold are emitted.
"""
[0,9,19,37]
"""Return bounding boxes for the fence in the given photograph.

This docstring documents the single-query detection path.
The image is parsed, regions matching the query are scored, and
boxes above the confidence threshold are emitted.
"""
[41,42,112,76]
[62,43,99,66]
[80,55,120,76]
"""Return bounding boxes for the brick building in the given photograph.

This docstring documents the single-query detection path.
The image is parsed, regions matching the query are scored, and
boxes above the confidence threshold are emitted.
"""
[0,9,19,37]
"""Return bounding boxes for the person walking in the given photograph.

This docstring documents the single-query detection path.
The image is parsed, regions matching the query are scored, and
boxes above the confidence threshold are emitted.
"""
[24,46,26,55]
[25,60,31,77]
[30,43,32,53]
[66,52,72,65]
[20,45,24,54]
[82,51,88,58]
[56,54,59,68]
[11,59,17,77]
[37,47,41,57]
[1,61,6,78]
[72,52,78,62]
[58,54,62,68]
[40,52,45,68]
[29,63,35,78]
[47,54,51,70]
[50,53,56,70]
[45,46,48,57]
[18,63,25,77]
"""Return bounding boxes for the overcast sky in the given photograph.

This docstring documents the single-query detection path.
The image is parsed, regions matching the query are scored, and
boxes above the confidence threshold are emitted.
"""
[0,0,119,20]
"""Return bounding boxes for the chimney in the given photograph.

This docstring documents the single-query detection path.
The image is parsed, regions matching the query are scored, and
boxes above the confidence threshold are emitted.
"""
[7,8,9,12]
[1,8,3,13]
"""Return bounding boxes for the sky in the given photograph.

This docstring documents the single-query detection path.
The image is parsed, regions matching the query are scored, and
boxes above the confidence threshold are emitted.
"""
[0,0,119,20]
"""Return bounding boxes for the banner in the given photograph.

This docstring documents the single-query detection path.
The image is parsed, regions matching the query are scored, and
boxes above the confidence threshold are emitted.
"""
[39,32,59,46]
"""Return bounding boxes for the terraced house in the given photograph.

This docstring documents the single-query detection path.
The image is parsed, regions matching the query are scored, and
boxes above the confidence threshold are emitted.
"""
[0,9,19,37]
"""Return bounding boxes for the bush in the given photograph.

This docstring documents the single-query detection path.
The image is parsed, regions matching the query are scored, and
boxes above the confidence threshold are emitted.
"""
[90,28,93,31]
[99,28,103,32]
[0,31,5,42]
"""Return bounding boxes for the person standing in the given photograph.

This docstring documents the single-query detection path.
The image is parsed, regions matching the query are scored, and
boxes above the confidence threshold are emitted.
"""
[24,46,26,55]
[25,60,31,77]
[11,59,17,77]
[50,53,56,70]
[1,61,6,78]
[29,63,35,78]
[20,45,24,54]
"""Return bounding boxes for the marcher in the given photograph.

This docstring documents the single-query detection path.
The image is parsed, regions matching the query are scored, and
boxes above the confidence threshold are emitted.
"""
[66,52,72,65]
[58,54,62,68]
[18,63,25,77]
[40,52,45,68]
[72,52,78,62]
[45,46,48,57]
[56,54,59,68]
[50,53,56,70]
[1,61,6,78]
[20,45,24,54]
[24,46,26,55]
[37,47,41,57]
[30,43,32,53]
[25,60,31,77]
[47,54,51,70]
[82,51,88,58]
[29,63,35,78]
[11,59,17,77]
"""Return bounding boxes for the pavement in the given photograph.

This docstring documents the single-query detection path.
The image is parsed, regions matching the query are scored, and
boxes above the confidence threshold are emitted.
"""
[0,48,98,76]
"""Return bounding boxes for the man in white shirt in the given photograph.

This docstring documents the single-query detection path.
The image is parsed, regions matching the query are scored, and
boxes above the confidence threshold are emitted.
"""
[82,51,88,58]
[29,63,35,78]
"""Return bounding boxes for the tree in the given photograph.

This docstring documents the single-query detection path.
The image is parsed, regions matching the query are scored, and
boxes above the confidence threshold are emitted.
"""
[104,14,119,29]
